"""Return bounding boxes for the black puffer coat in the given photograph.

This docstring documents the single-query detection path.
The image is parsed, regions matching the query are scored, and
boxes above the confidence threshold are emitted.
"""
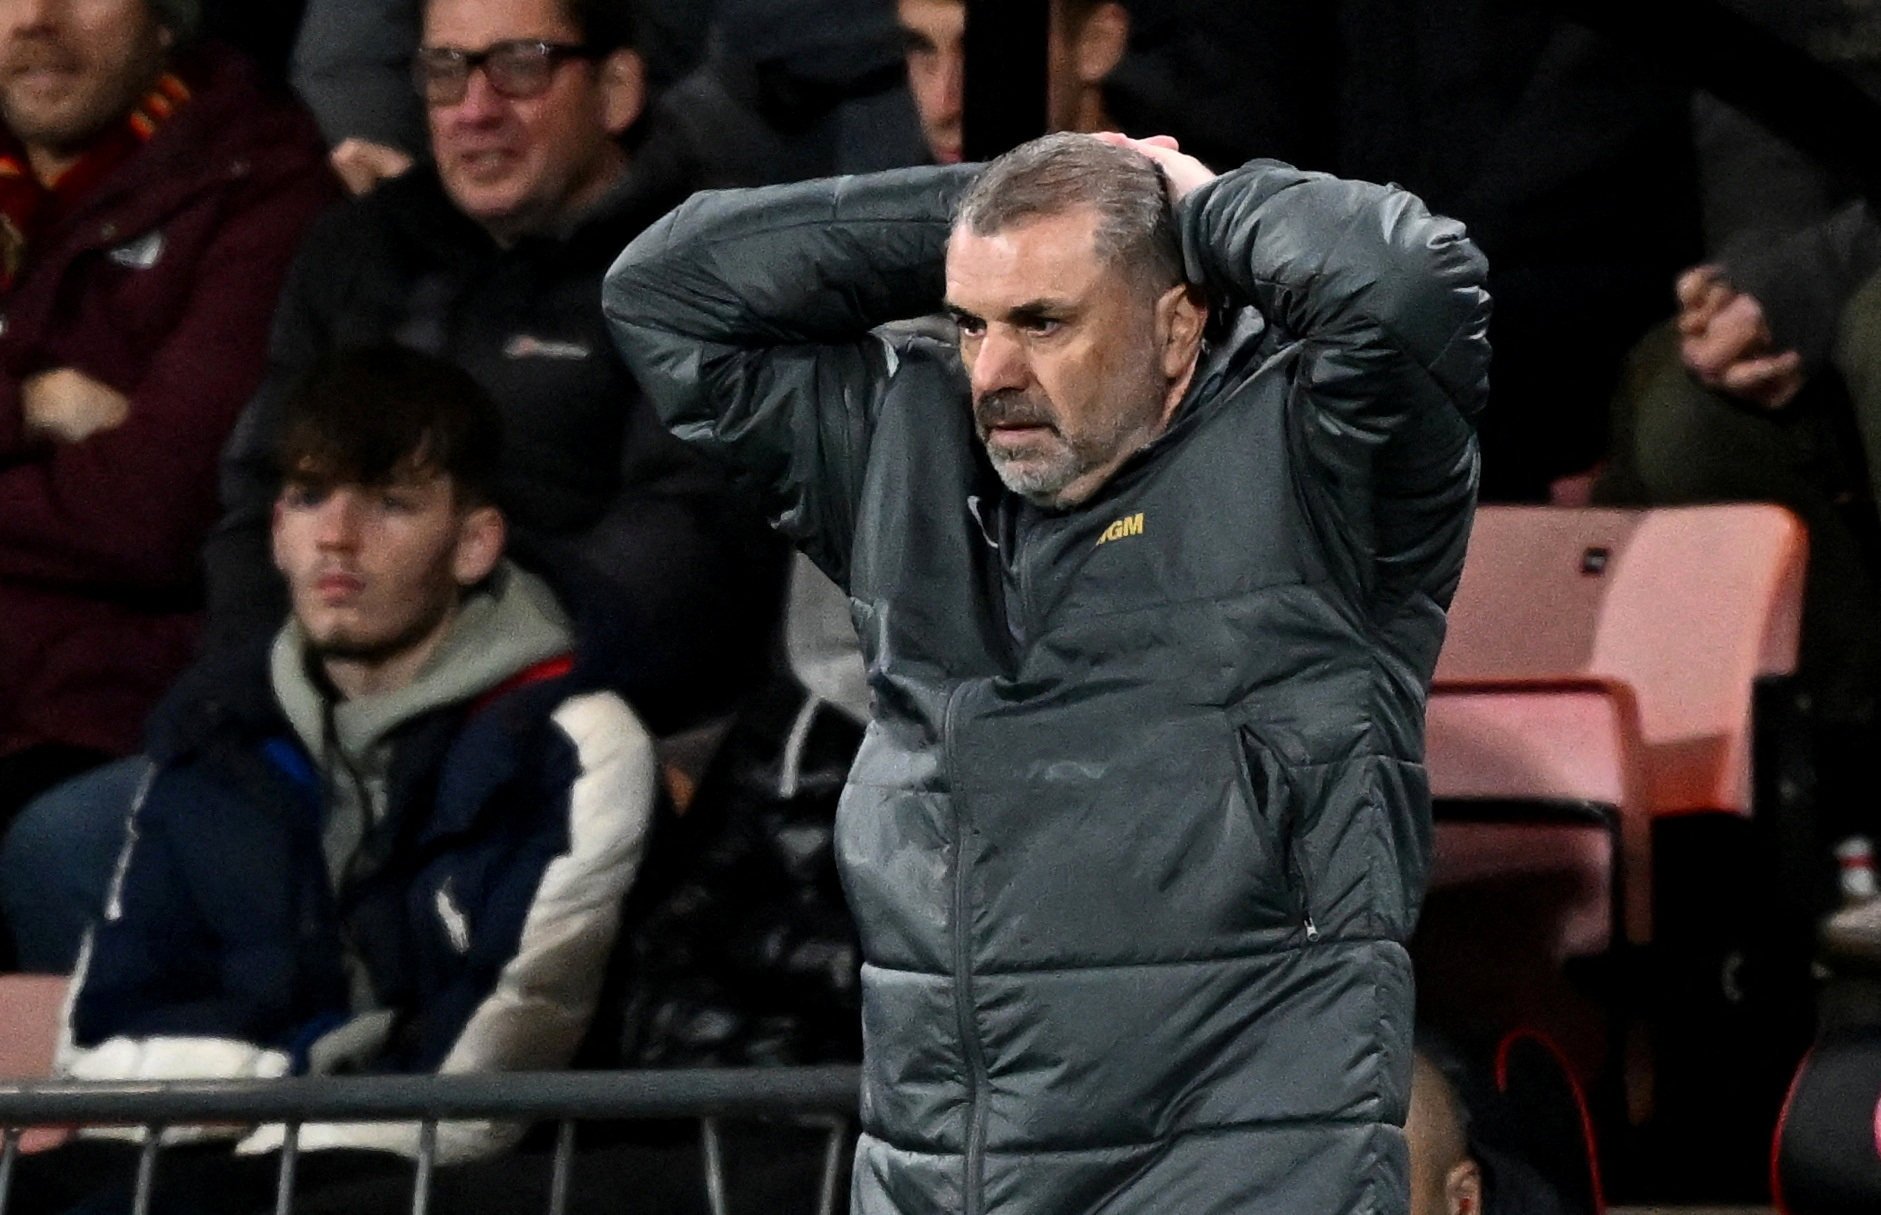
[605,159,1490,1215]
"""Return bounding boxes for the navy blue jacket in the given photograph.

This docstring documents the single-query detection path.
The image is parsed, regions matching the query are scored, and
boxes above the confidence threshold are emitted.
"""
[62,635,656,1160]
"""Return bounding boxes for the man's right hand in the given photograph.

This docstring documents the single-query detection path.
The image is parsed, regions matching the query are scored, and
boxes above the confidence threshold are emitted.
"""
[1091,132,1215,202]
[1676,264,1805,410]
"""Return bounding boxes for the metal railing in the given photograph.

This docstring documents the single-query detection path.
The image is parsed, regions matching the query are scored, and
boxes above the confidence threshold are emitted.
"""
[0,1066,861,1215]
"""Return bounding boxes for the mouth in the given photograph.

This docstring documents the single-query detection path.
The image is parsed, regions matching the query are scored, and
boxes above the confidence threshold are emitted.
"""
[5,61,78,93]
[981,422,1061,461]
[452,148,519,178]
[314,573,365,603]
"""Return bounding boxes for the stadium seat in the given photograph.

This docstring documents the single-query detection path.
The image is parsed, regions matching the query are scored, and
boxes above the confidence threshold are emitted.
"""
[1423,503,1813,1182]
[1428,503,1807,944]
[0,973,72,1152]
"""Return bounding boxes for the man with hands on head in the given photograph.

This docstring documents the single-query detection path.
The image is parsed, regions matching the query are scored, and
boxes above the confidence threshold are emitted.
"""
[607,132,1490,1213]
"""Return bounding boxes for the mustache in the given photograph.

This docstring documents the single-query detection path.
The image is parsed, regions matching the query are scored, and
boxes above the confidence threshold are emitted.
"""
[2,39,79,74]
[974,391,1056,432]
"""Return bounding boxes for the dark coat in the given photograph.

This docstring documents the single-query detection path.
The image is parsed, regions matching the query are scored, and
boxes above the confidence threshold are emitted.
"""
[1718,199,1881,376]
[0,48,339,760]
[204,159,786,734]
[605,161,1490,1214]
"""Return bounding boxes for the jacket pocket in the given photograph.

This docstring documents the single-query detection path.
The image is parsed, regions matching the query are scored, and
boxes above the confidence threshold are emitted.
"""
[1229,723,1319,942]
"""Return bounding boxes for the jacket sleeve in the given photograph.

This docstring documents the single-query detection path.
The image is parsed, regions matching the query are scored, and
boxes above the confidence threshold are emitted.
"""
[1179,160,1491,615]
[0,160,339,594]
[61,765,298,1082]
[1719,199,1881,377]
[602,166,973,584]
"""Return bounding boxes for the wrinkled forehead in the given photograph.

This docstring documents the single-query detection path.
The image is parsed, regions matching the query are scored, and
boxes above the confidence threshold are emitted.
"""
[946,207,1109,293]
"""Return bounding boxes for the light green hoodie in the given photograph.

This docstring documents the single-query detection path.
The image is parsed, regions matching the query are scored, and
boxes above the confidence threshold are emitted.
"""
[270,562,574,896]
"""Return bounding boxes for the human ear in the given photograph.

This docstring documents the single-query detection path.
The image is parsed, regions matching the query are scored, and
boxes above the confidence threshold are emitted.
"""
[1156,282,1207,379]
[451,505,507,586]
[1075,2,1129,85]
[597,48,647,137]
[1444,1158,1483,1215]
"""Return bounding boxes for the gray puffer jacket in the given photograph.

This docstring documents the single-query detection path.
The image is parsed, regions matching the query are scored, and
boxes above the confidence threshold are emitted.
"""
[605,159,1490,1215]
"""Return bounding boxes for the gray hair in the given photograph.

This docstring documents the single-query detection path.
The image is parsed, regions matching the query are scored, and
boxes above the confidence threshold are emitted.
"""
[952,132,1185,292]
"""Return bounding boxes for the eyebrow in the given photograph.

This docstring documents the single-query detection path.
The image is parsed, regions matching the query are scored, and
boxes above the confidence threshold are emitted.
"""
[943,299,1071,325]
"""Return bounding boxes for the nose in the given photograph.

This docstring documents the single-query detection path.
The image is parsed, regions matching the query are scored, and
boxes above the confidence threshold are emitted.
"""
[936,49,963,122]
[446,64,508,125]
[968,326,1029,400]
[313,490,365,550]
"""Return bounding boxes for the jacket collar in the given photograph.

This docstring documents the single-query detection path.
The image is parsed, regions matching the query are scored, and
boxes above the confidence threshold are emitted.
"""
[381,125,698,269]
[43,47,321,246]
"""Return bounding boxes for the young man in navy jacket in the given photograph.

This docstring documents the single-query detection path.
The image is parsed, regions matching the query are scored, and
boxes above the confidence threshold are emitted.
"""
[8,345,656,1214]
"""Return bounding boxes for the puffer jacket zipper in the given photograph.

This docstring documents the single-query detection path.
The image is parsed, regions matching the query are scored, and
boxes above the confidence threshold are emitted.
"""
[1237,725,1318,942]
[943,680,989,1215]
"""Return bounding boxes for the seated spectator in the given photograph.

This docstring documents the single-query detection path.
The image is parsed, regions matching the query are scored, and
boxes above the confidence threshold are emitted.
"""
[248,673,866,1215]
[0,0,336,848]
[1409,1048,1486,1215]
[636,0,927,187]
[3,345,656,1215]
[895,0,1128,165]
[0,0,785,973]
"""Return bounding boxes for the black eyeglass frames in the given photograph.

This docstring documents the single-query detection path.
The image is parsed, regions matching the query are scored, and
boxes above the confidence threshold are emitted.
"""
[412,39,598,105]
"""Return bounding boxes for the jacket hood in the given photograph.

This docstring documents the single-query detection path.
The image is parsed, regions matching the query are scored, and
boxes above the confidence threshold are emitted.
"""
[269,561,573,766]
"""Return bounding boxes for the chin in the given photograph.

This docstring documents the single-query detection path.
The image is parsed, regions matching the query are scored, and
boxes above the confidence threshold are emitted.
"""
[991,461,1074,508]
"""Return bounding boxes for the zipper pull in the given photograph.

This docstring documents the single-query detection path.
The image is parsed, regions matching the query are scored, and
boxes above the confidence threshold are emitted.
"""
[1303,916,1320,943]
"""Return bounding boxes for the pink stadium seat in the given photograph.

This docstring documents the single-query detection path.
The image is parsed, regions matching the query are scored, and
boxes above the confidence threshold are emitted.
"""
[1426,683,1639,954]
[1427,504,1807,944]
[0,973,72,1151]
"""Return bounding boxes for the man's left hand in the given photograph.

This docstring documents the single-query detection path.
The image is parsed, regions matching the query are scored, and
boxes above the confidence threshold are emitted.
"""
[22,367,131,443]
[1092,132,1216,201]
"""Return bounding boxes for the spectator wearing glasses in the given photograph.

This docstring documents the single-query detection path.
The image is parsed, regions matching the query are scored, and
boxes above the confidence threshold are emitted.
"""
[0,0,786,973]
